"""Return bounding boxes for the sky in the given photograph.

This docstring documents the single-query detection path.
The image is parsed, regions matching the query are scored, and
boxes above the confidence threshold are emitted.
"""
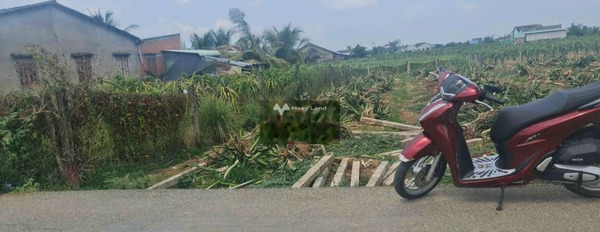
[1,0,599,51]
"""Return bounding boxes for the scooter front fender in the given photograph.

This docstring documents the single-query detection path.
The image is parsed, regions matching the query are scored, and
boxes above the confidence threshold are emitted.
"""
[400,132,439,162]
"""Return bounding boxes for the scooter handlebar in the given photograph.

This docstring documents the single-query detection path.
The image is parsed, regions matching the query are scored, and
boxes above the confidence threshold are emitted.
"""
[482,93,504,105]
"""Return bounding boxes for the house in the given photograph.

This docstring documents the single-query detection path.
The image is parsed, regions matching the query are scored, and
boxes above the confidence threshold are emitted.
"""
[203,56,252,75]
[511,24,542,42]
[336,48,352,56]
[139,34,181,77]
[402,45,417,52]
[470,38,483,45]
[216,45,243,55]
[402,42,434,52]
[161,50,252,80]
[415,42,435,50]
[0,0,141,95]
[511,24,566,43]
[299,43,348,63]
[161,50,219,81]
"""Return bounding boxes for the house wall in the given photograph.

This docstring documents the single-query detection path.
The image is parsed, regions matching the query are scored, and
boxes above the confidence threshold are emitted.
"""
[417,44,434,51]
[300,46,334,63]
[0,5,140,95]
[402,45,417,52]
[525,30,567,42]
[139,35,180,76]
[512,29,522,41]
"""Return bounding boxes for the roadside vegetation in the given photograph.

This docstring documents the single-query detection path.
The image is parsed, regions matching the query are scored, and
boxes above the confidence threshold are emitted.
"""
[2,11,600,192]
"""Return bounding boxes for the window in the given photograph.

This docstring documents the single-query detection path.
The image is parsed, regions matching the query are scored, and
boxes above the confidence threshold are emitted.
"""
[144,55,157,76]
[14,56,39,88]
[114,54,130,75]
[73,54,93,82]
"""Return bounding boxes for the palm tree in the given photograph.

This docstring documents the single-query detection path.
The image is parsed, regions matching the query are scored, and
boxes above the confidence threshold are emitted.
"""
[229,8,262,51]
[263,23,309,63]
[213,28,234,47]
[190,31,216,49]
[88,9,139,32]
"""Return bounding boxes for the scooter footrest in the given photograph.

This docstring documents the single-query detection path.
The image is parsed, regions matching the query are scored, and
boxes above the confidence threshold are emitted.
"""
[463,155,515,181]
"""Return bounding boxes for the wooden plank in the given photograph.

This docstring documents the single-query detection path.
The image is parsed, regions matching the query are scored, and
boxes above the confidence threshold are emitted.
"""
[330,158,350,187]
[350,161,361,187]
[360,117,421,131]
[401,137,414,145]
[292,155,335,188]
[352,130,420,139]
[382,162,401,186]
[466,138,483,146]
[379,149,403,157]
[312,167,330,188]
[383,162,401,180]
[366,161,389,187]
[229,179,255,189]
[147,163,205,190]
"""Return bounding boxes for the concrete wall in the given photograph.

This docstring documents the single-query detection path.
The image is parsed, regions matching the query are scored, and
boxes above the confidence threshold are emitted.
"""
[0,5,140,95]
[525,30,567,42]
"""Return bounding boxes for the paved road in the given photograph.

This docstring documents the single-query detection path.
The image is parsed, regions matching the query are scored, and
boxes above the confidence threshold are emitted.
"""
[1,185,600,232]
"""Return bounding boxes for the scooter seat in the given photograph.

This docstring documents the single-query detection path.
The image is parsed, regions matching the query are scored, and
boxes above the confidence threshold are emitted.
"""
[491,80,600,143]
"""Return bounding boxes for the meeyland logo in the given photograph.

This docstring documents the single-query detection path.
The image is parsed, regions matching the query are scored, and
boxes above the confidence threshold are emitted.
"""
[272,103,329,115]
[272,103,290,115]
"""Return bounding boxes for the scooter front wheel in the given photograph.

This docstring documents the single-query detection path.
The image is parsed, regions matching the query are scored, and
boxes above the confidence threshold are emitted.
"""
[394,154,446,199]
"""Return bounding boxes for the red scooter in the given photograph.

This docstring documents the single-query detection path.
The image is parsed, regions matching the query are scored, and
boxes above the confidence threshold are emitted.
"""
[394,68,600,210]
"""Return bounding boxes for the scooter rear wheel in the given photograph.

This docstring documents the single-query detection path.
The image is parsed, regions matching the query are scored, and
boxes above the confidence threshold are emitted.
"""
[564,183,600,198]
[394,155,446,199]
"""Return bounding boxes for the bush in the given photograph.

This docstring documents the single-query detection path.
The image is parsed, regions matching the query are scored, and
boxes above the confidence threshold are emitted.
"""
[197,95,238,145]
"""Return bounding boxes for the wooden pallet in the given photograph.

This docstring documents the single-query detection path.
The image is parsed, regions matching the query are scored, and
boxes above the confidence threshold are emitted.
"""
[292,156,398,188]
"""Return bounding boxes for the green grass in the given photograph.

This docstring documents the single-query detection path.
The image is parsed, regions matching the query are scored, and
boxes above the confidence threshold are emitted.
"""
[325,134,404,157]
[385,76,432,124]
[81,149,202,190]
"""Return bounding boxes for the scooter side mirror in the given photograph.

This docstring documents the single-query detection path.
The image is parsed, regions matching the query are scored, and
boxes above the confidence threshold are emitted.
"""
[483,84,503,94]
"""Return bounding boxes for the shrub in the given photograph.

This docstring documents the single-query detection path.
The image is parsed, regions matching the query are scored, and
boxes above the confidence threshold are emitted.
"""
[197,95,238,145]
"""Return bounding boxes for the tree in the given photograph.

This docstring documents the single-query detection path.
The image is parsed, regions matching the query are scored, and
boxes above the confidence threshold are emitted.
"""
[386,39,401,53]
[371,42,385,56]
[213,28,235,47]
[483,36,495,43]
[229,8,262,51]
[568,23,600,37]
[190,31,216,49]
[88,9,139,32]
[262,23,309,63]
[350,44,367,58]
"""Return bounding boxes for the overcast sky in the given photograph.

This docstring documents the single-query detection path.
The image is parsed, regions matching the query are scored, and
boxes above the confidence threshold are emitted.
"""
[1,0,599,50]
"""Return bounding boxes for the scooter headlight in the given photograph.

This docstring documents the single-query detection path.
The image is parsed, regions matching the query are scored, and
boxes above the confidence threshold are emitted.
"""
[440,74,473,100]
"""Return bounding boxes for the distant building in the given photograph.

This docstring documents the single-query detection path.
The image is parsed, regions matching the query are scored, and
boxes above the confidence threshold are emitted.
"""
[299,43,348,63]
[402,42,434,52]
[161,50,253,80]
[336,48,352,56]
[139,34,181,77]
[0,0,141,95]
[470,38,483,45]
[416,42,435,50]
[496,34,512,43]
[216,45,242,55]
[511,24,566,43]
